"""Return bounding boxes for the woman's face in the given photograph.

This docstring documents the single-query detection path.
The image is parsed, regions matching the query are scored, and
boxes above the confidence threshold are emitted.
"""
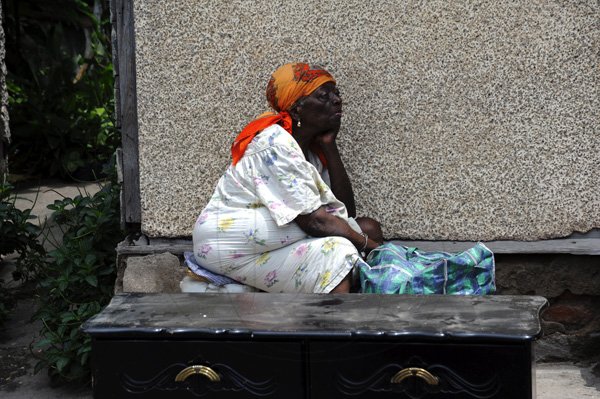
[296,82,342,132]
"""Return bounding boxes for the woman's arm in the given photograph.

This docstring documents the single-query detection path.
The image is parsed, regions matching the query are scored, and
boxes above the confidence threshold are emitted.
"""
[295,206,379,254]
[316,134,356,217]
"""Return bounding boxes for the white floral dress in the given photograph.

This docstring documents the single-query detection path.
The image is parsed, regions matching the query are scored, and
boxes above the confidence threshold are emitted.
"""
[192,124,363,293]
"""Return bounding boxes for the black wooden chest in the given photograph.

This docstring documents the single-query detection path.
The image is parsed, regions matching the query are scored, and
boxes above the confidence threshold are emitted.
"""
[82,293,547,398]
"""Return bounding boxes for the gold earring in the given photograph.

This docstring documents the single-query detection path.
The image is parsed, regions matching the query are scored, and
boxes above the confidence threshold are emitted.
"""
[297,120,301,128]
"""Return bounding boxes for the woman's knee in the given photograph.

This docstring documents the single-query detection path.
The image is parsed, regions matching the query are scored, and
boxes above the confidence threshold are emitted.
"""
[329,272,351,293]
[355,217,384,244]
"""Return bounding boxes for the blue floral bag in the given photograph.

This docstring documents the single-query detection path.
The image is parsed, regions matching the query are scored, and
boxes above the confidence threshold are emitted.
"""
[358,242,496,295]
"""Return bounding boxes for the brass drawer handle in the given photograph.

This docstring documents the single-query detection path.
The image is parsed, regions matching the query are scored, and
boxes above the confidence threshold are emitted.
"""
[391,367,439,386]
[175,365,221,383]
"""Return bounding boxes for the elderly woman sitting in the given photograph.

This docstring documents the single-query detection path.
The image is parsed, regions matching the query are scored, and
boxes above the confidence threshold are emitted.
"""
[193,63,383,293]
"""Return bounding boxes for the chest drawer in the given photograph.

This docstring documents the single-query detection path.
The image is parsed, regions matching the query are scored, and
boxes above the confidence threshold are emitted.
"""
[309,341,533,399]
[92,340,304,398]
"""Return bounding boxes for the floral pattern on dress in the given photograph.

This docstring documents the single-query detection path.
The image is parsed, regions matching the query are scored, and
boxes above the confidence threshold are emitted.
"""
[229,250,244,260]
[264,270,279,288]
[223,264,238,275]
[217,217,235,232]
[196,212,209,225]
[253,174,270,186]
[317,181,329,195]
[321,238,338,254]
[319,270,332,289]
[287,137,301,152]
[256,252,271,266]
[277,173,300,189]
[268,132,277,146]
[263,149,278,166]
[294,243,310,257]
[267,201,284,211]
[192,124,358,294]
[196,243,212,259]
[244,229,266,246]
[293,262,309,289]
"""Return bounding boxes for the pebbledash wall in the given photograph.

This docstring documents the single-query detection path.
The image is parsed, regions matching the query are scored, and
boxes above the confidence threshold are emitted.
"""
[113,0,600,361]
[133,0,600,241]
[127,0,599,241]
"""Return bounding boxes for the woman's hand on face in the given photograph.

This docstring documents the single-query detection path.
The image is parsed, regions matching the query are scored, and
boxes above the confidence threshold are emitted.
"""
[314,129,339,149]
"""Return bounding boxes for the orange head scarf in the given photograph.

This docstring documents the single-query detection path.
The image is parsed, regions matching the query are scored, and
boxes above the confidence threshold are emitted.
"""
[231,63,336,165]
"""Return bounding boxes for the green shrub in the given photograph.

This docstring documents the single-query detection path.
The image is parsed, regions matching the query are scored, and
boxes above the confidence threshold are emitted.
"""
[5,0,123,384]
[5,0,116,179]
[0,181,46,325]
[0,182,44,261]
[33,169,123,382]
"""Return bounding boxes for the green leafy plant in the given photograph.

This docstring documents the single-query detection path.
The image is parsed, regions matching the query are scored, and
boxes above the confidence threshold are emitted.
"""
[5,0,116,179]
[0,182,44,261]
[0,181,46,325]
[33,168,123,382]
[2,0,123,384]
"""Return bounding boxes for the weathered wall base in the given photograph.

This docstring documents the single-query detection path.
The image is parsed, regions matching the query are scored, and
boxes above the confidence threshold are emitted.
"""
[495,254,600,298]
[115,239,600,363]
[495,254,600,363]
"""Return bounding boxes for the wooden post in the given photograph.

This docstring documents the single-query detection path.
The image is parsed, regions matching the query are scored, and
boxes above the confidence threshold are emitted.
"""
[111,0,141,228]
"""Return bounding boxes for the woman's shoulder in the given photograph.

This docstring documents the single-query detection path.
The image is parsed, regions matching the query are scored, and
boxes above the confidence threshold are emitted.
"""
[248,124,302,154]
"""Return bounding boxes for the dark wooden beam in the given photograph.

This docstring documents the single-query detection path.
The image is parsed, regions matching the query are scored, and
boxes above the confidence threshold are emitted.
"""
[112,0,141,225]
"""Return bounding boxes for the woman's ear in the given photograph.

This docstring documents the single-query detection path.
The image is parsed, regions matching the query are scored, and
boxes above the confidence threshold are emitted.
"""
[288,103,301,121]
[288,97,306,122]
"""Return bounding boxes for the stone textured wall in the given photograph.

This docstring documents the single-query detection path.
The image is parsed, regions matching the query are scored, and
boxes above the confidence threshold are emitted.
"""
[133,0,599,240]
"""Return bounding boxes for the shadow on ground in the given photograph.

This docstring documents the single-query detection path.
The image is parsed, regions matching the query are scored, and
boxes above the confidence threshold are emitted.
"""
[0,285,92,398]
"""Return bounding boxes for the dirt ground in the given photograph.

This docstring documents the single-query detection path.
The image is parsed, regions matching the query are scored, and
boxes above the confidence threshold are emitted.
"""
[0,280,91,398]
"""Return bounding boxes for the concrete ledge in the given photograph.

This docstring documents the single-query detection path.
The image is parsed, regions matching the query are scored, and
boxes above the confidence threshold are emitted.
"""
[114,237,600,364]
[116,230,600,256]
[394,229,600,255]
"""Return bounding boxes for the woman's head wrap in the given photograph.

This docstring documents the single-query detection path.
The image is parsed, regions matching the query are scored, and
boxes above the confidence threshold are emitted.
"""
[231,63,335,165]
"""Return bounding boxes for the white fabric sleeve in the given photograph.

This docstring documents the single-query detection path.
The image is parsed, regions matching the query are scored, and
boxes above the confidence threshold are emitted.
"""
[249,144,324,227]
[306,150,331,187]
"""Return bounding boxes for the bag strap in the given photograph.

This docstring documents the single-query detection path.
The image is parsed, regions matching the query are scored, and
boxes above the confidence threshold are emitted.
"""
[405,247,418,259]
[367,245,408,262]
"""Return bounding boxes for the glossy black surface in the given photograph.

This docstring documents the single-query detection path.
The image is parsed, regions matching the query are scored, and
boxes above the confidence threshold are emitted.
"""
[310,341,532,399]
[83,293,547,341]
[93,341,303,399]
[84,293,546,398]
